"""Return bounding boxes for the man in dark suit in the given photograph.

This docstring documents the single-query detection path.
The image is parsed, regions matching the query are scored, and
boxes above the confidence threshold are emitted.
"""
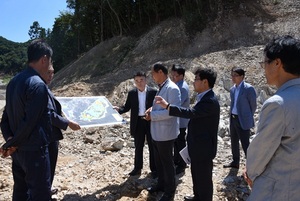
[223,67,257,169]
[0,39,53,201]
[115,71,157,176]
[155,68,220,201]
[41,64,81,195]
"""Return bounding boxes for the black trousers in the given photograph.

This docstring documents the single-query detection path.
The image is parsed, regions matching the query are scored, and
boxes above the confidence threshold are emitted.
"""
[174,127,187,168]
[48,141,59,186]
[134,118,156,172]
[188,141,213,201]
[230,115,250,165]
[152,139,176,194]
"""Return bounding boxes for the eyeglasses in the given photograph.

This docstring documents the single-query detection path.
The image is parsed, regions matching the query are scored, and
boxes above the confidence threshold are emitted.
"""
[259,59,272,68]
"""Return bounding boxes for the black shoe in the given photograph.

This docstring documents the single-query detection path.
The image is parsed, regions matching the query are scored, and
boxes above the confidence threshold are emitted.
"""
[128,169,141,176]
[51,188,58,195]
[147,185,164,193]
[184,195,200,201]
[175,166,185,174]
[159,193,174,201]
[223,162,239,169]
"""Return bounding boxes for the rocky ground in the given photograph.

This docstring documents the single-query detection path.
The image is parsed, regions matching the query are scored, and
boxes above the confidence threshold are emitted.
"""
[0,81,253,201]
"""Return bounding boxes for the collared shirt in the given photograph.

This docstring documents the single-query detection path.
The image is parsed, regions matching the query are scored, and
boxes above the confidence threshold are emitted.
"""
[231,81,244,115]
[195,89,211,104]
[176,79,190,128]
[138,87,147,116]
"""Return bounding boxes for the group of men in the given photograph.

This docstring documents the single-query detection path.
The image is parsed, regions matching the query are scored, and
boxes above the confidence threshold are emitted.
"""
[117,63,220,201]
[1,35,300,201]
[116,35,300,201]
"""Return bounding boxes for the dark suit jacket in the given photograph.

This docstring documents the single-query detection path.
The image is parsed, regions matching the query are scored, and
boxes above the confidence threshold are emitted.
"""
[169,90,220,160]
[1,67,51,150]
[48,89,69,142]
[118,86,157,136]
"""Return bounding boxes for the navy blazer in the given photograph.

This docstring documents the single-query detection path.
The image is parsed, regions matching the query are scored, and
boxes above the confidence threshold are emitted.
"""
[230,81,257,130]
[48,89,69,142]
[169,90,220,160]
[118,86,157,136]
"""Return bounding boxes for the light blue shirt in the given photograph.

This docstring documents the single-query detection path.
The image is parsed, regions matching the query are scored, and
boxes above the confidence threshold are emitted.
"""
[231,81,243,115]
[195,89,211,104]
[176,79,190,128]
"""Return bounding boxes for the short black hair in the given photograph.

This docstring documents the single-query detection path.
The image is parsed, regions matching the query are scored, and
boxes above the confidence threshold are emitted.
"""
[27,39,53,63]
[171,64,185,76]
[194,68,217,88]
[264,35,300,75]
[133,71,146,78]
[231,66,245,76]
[153,63,168,75]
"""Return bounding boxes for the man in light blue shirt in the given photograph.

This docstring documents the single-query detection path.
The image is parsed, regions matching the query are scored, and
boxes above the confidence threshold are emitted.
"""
[224,67,257,169]
[170,64,190,174]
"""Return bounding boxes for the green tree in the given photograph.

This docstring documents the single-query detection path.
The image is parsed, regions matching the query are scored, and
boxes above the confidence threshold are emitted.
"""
[48,12,78,71]
[28,21,46,40]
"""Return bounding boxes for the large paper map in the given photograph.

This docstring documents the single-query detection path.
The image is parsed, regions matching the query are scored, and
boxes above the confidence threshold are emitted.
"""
[56,96,124,127]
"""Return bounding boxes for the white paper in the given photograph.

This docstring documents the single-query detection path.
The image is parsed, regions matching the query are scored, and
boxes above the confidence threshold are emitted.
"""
[179,146,191,165]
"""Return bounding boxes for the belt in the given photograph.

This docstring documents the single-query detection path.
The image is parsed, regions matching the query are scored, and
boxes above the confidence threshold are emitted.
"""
[231,114,238,119]
[138,116,146,120]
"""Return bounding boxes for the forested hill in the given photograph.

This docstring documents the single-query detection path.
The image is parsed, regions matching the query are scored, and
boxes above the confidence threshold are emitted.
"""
[0,37,28,74]
[1,0,300,79]
[0,0,246,75]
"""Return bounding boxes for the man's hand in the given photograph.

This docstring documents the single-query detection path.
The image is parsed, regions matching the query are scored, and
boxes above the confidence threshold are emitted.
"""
[155,96,168,108]
[68,120,81,131]
[113,106,120,112]
[243,169,253,188]
[0,146,17,158]
[144,107,152,121]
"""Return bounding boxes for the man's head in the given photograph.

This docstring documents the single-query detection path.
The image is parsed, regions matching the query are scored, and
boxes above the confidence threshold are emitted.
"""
[27,39,53,75]
[231,66,245,86]
[170,64,185,83]
[260,35,300,87]
[133,71,147,91]
[193,68,217,93]
[151,63,168,85]
[41,64,54,85]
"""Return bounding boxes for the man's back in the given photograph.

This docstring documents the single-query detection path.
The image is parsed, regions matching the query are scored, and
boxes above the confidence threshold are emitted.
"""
[2,67,51,150]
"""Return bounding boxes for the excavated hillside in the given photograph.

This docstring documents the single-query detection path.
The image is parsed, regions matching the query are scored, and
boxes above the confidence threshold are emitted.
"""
[50,0,300,99]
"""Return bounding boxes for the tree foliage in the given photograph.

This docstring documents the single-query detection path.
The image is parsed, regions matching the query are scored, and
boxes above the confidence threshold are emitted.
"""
[0,37,28,74]
[28,21,47,40]
[46,0,223,71]
[0,0,241,73]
